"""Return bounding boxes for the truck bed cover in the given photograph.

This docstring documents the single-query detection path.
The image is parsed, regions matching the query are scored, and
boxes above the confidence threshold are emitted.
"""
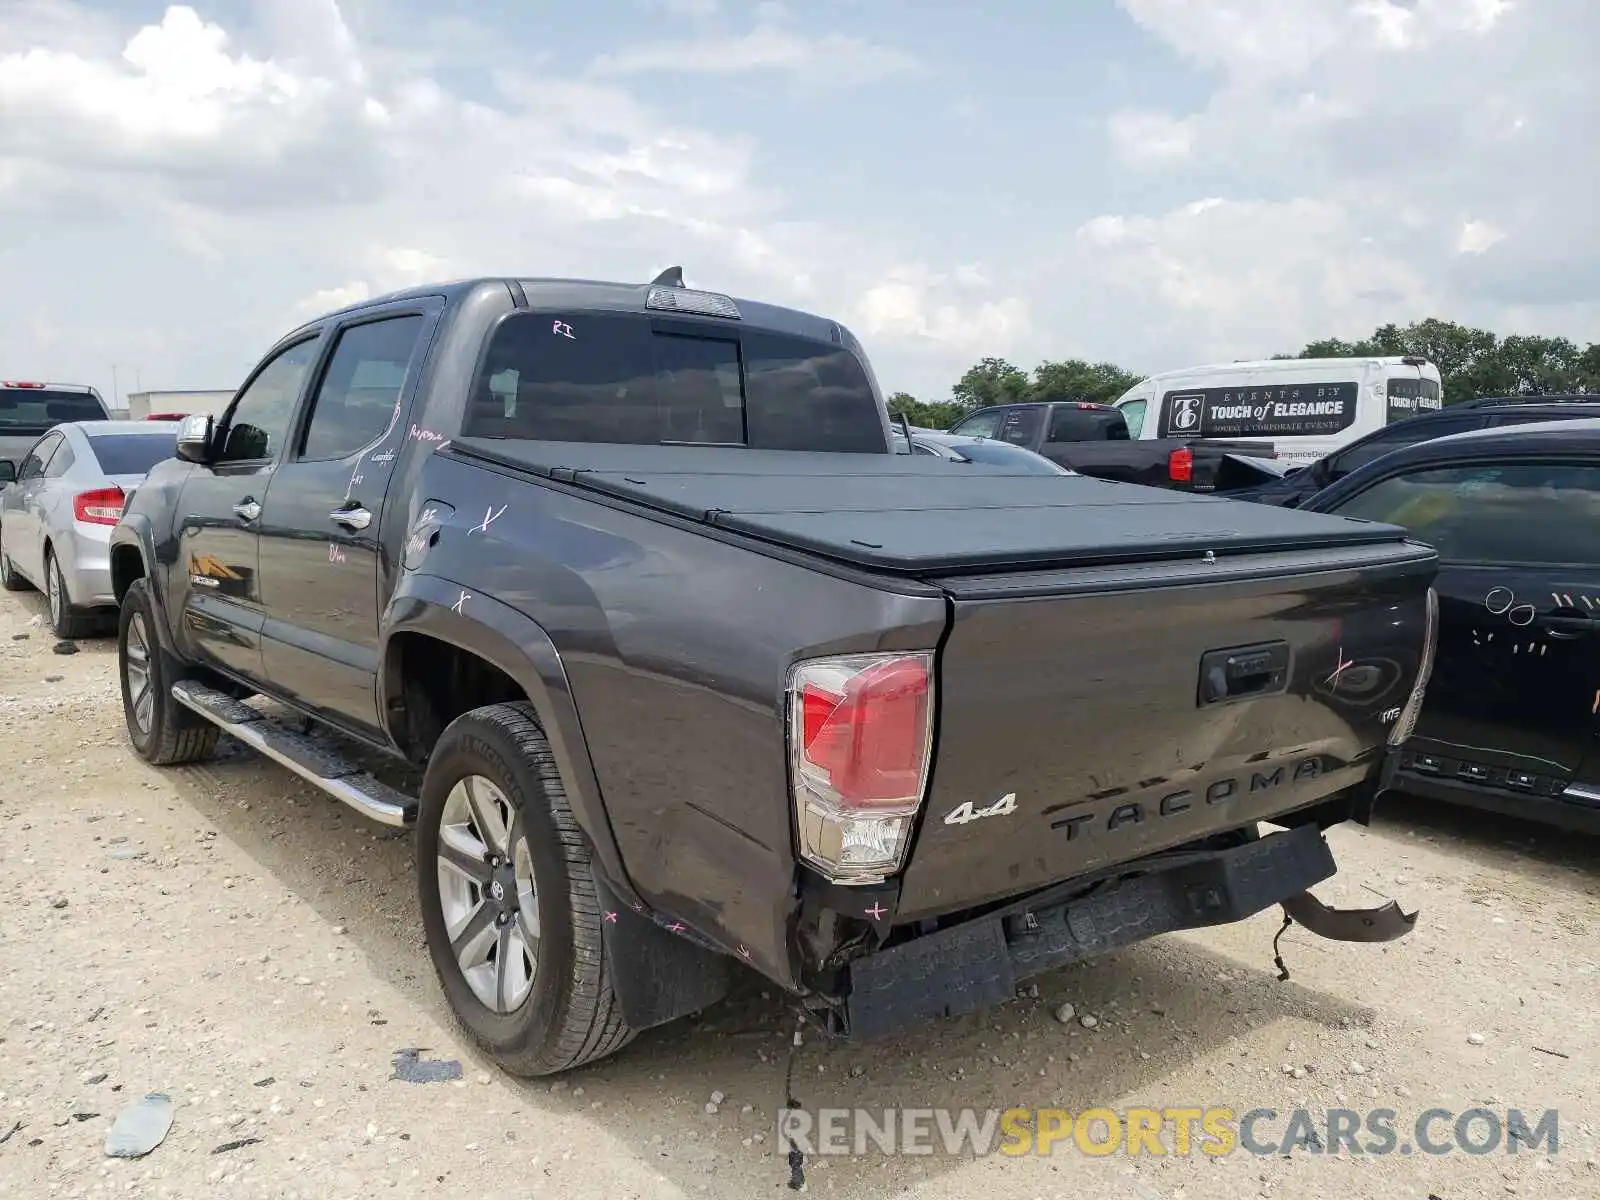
[451,438,1409,575]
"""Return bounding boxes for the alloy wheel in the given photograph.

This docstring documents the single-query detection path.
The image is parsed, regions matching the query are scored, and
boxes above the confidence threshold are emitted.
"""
[435,775,540,1013]
[123,612,154,734]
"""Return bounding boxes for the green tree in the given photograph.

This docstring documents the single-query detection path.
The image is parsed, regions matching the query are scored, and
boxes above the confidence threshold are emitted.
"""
[1282,318,1599,403]
[1578,342,1600,393]
[1493,334,1586,395]
[1030,359,1143,406]
[951,357,1031,412]
[886,391,967,429]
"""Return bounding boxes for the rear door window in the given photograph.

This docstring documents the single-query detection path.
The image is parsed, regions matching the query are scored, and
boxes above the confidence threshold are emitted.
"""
[16,432,62,481]
[43,440,75,477]
[1331,462,1600,565]
[996,406,1043,446]
[299,315,424,460]
[467,312,884,451]
[1159,382,1358,438]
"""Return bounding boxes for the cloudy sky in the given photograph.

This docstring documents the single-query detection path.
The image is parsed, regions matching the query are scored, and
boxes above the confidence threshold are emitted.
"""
[1,0,1594,406]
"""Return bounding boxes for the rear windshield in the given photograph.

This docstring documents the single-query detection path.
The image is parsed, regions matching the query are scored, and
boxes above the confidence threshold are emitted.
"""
[0,388,106,431]
[465,311,887,452]
[1159,383,1358,438]
[1046,405,1127,442]
[86,432,177,476]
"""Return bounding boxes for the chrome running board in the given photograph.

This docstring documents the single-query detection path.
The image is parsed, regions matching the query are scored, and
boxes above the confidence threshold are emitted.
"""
[171,681,416,827]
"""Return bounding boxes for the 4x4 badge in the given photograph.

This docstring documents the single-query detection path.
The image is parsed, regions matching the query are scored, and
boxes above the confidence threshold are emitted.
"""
[944,793,1018,826]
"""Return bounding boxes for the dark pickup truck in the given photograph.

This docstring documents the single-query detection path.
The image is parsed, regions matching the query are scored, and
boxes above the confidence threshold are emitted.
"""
[945,400,1281,491]
[109,273,1435,1076]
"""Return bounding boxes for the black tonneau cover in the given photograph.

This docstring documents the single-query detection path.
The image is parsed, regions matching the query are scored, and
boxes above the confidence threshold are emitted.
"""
[451,438,1409,575]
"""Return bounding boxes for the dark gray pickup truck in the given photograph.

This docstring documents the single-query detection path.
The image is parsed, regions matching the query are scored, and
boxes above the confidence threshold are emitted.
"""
[108,273,1436,1076]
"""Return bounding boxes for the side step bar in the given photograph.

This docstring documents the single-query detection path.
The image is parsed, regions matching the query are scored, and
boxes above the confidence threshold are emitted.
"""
[171,681,417,827]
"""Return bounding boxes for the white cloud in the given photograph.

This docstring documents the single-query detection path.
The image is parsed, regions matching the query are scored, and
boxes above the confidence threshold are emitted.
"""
[295,281,370,318]
[646,0,720,16]
[1106,109,1195,166]
[1064,198,1431,366]
[589,24,919,86]
[853,267,1032,362]
[1457,218,1507,256]
[0,1,974,402]
[1090,0,1599,362]
[0,0,1591,411]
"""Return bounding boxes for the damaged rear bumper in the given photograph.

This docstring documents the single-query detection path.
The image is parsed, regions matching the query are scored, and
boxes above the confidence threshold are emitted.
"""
[842,823,1415,1039]
[1281,890,1417,942]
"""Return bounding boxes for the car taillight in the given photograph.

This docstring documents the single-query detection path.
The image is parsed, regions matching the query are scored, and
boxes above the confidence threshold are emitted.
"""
[74,486,125,526]
[787,651,934,884]
[1168,446,1193,483]
[1389,587,1438,746]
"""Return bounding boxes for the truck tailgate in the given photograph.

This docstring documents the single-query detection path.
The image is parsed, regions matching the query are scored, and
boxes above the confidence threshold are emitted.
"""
[896,539,1436,920]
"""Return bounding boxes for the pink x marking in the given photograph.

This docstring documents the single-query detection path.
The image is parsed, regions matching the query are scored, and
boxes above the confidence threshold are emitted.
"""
[603,911,618,924]
[1326,647,1355,688]
[667,921,685,934]
[865,902,887,920]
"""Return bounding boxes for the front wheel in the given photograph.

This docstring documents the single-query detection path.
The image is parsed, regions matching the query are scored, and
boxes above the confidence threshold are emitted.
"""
[417,702,635,1076]
[118,578,219,765]
[0,526,30,592]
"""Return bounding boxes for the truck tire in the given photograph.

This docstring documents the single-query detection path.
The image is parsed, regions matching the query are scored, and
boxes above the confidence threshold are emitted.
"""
[417,702,636,1076]
[117,578,220,766]
[46,548,99,639]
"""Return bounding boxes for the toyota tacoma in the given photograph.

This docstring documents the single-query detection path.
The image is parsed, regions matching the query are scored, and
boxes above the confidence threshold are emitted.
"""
[108,272,1435,1075]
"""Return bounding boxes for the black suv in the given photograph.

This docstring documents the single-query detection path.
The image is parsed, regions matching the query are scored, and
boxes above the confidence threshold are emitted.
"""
[1301,416,1600,832]
[1234,395,1600,508]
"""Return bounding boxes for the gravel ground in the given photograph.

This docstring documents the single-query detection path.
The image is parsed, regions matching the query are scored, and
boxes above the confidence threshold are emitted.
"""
[1,585,1597,1200]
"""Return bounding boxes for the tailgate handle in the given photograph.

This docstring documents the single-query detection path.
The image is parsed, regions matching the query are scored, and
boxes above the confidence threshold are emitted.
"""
[1198,642,1290,706]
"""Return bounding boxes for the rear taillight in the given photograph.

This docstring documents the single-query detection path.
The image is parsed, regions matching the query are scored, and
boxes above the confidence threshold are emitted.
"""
[1168,446,1194,483]
[74,486,125,526]
[787,652,934,884]
[1389,586,1438,746]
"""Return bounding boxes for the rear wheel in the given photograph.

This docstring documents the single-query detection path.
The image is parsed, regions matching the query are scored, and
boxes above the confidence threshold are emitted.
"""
[417,702,635,1076]
[45,548,97,639]
[118,578,219,765]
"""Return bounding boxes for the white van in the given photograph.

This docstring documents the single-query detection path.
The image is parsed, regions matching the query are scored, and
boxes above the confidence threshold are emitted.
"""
[1112,356,1444,468]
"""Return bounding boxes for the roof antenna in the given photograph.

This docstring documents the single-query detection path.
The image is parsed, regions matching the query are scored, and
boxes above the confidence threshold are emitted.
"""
[651,266,685,288]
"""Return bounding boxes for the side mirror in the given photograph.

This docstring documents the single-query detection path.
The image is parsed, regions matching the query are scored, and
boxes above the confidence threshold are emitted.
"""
[175,414,214,464]
[0,459,14,485]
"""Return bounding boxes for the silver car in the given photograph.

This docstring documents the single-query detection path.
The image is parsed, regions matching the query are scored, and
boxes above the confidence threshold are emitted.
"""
[0,420,180,637]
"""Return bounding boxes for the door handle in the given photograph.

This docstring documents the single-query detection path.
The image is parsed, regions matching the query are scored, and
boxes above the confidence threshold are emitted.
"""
[233,500,261,523]
[1541,614,1592,638]
[330,505,372,531]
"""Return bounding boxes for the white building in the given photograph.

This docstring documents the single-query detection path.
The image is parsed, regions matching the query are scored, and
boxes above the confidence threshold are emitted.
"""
[125,389,236,420]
